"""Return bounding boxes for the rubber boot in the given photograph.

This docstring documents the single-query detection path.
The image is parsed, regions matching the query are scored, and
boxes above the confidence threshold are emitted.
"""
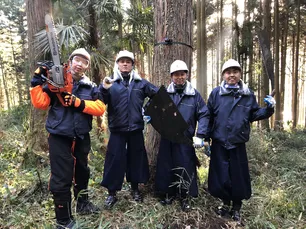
[216,199,231,217]
[231,200,242,222]
[104,190,118,209]
[131,183,143,202]
[76,193,100,215]
[53,193,75,229]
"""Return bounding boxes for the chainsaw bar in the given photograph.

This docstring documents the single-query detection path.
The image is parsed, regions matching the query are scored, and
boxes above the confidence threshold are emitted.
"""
[45,14,64,87]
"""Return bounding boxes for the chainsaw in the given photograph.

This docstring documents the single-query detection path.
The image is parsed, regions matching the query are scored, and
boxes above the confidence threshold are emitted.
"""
[40,14,73,106]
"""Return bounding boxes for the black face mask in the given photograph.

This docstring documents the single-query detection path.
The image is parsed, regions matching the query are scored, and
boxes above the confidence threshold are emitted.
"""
[174,83,186,94]
[121,72,130,87]
[121,72,130,79]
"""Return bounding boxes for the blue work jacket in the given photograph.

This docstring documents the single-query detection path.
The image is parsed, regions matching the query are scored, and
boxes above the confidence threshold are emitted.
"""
[44,76,99,138]
[167,81,210,139]
[100,70,158,132]
[207,80,274,149]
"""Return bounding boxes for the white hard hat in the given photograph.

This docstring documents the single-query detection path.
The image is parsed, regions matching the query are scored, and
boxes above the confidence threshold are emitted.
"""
[221,59,241,74]
[69,48,91,61]
[115,50,135,63]
[170,60,189,74]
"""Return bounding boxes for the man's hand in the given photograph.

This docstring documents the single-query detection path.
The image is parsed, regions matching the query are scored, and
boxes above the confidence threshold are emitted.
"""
[203,141,211,157]
[193,137,204,148]
[62,92,85,111]
[102,77,114,89]
[30,66,48,87]
[264,95,276,108]
[143,116,151,123]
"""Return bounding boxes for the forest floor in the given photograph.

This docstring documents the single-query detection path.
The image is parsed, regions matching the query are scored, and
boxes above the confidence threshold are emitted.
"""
[0,105,305,229]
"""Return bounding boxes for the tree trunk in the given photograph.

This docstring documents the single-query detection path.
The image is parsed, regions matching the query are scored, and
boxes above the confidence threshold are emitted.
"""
[196,0,208,100]
[292,0,300,129]
[279,0,289,130]
[8,27,23,105]
[26,0,52,152]
[260,0,271,129]
[146,0,193,170]
[0,58,10,110]
[273,0,281,130]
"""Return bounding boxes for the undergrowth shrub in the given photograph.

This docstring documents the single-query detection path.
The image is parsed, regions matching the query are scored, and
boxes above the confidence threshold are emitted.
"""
[1,106,306,228]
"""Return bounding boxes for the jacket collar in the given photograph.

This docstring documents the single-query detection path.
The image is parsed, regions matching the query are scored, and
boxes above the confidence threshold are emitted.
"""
[167,81,195,95]
[112,68,142,82]
[219,80,251,96]
[76,75,96,87]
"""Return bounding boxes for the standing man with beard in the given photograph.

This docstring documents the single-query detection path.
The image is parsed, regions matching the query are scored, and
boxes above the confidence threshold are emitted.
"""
[30,48,105,228]
[99,50,158,209]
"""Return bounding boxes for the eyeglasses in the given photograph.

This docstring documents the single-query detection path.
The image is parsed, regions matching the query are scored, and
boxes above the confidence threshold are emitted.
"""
[72,56,89,68]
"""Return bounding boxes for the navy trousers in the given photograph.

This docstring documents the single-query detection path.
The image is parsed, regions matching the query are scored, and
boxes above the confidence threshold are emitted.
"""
[208,142,251,201]
[155,138,198,197]
[101,130,149,192]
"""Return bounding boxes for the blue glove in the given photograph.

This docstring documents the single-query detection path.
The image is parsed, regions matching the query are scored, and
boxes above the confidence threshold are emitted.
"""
[143,116,151,123]
[264,95,276,108]
[204,144,211,157]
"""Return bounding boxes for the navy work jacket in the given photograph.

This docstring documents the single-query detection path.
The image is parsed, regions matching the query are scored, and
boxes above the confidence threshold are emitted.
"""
[167,81,210,139]
[44,76,99,138]
[207,81,274,149]
[100,70,157,132]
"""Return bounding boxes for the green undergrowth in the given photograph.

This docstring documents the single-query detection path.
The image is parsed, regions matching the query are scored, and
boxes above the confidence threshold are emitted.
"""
[0,106,305,228]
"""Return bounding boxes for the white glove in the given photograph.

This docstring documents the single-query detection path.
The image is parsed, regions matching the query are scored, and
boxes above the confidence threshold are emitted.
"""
[102,77,113,89]
[264,95,276,108]
[193,137,204,148]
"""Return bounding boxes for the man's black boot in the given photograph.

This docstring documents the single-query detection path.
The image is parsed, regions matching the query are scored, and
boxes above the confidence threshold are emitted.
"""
[231,210,241,222]
[231,200,242,222]
[76,197,100,215]
[104,191,118,209]
[131,183,143,202]
[131,189,143,202]
[160,193,174,205]
[53,194,75,229]
[216,205,230,217]
[55,220,76,229]
[180,198,191,212]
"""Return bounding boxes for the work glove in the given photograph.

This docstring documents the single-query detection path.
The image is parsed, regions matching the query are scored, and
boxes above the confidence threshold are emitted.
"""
[141,108,151,123]
[143,115,151,123]
[30,61,54,87]
[193,137,204,148]
[102,77,113,89]
[62,92,85,111]
[31,67,48,87]
[264,95,276,108]
[204,141,211,157]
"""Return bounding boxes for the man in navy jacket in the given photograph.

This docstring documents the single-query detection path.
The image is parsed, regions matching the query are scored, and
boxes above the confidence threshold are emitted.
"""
[206,59,275,222]
[155,60,210,211]
[30,48,106,228]
[99,50,158,208]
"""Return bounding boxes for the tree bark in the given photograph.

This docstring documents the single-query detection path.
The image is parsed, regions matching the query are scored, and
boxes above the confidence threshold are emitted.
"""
[146,0,193,169]
[196,0,208,100]
[273,0,281,130]
[260,0,271,129]
[279,0,289,130]
[292,0,300,129]
[26,0,52,152]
